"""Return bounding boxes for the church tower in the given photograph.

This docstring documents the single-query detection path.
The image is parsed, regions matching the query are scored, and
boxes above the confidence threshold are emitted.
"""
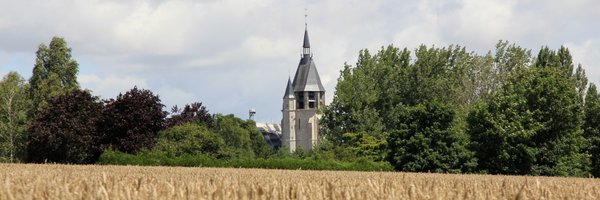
[281,24,325,152]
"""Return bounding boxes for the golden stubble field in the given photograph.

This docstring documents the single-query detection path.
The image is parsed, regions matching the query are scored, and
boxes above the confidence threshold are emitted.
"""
[0,163,599,199]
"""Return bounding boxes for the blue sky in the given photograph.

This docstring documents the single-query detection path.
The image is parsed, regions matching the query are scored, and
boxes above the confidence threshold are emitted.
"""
[1,0,600,122]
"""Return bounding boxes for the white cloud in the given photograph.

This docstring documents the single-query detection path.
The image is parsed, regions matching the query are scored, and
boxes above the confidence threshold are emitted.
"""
[566,39,600,83]
[155,85,197,110]
[78,74,148,99]
[1,0,600,120]
[452,0,515,48]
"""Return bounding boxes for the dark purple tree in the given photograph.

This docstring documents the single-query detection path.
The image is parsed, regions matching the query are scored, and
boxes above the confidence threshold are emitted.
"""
[101,86,167,154]
[27,90,104,164]
[166,102,213,128]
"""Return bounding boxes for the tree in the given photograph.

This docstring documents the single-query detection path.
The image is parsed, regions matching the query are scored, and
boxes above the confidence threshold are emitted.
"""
[322,44,482,162]
[29,37,79,117]
[468,67,588,176]
[26,90,103,164]
[534,46,573,77]
[557,46,574,77]
[341,132,387,161]
[211,114,271,158]
[0,72,30,162]
[101,87,167,154]
[584,84,600,177]
[534,46,560,69]
[166,102,213,128]
[386,101,476,173]
[493,40,532,81]
[247,120,274,158]
[155,123,225,157]
[575,64,588,103]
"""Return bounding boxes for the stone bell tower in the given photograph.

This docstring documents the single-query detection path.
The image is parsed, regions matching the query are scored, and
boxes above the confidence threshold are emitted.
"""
[281,22,325,152]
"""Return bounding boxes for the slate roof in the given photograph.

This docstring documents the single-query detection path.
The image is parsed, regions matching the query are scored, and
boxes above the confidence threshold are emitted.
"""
[290,28,325,92]
[303,29,310,48]
[283,77,295,99]
[292,55,325,92]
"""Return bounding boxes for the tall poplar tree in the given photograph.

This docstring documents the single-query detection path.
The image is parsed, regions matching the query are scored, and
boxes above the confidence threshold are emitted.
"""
[575,64,588,103]
[584,84,600,177]
[28,37,79,116]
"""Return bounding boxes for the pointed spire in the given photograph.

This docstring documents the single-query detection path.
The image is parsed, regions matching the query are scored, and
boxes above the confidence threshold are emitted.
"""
[303,29,310,49]
[283,77,295,99]
[302,9,311,54]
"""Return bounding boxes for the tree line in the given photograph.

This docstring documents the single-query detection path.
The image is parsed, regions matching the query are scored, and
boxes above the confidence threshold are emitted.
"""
[3,37,600,177]
[320,41,600,177]
[0,37,272,164]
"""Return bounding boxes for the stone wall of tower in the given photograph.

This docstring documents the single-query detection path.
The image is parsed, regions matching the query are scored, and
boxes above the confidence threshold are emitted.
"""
[291,91,323,151]
[294,109,319,150]
[281,97,296,152]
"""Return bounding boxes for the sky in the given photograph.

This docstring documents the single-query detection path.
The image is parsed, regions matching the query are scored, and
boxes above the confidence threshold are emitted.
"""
[1,0,600,123]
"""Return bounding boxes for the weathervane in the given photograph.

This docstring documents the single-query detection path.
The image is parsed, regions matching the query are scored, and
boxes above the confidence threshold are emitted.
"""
[304,8,308,29]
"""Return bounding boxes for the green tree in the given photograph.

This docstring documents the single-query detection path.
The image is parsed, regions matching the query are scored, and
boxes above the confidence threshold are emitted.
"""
[534,46,560,69]
[0,72,30,162]
[29,37,79,116]
[101,87,167,154]
[584,83,600,177]
[211,114,271,158]
[339,132,387,161]
[321,47,403,160]
[322,44,482,162]
[213,114,251,156]
[557,46,575,77]
[459,40,532,111]
[155,123,225,157]
[248,120,274,158]
[27,90,104,164]
[490,40,532,92]
[468,67,588,176]
[534,46,574,77]
[575,64,588,103]
[386,101,476,173]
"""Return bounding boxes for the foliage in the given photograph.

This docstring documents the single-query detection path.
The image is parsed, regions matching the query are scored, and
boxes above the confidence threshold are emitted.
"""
[155,123,225,157]
[211,114,271,158]
[468,67,588,176]
[0,72,30,162]
[28,37,79,117]
[166,102,213,128]
[321,42,531,162]
[101,86,167,154]
[157,113,272,159]
[26,90,104,164]
[575,64,588,103]
[97,149,394,171]
[386,101,476,173]
[584,84,600,177]
[321,41,595,176]
[340,132,387,161]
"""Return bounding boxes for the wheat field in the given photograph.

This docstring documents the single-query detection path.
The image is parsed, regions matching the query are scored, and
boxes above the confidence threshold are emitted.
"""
[0,163,599,199]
